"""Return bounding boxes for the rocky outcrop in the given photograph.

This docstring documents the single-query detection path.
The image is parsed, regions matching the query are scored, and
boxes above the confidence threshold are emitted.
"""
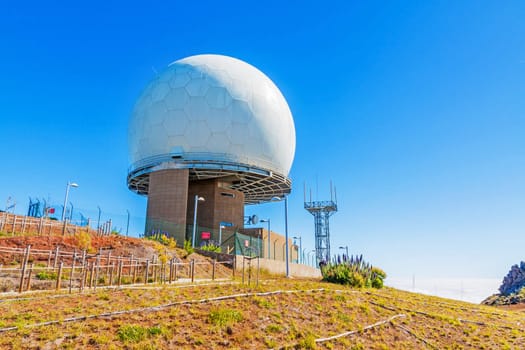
[499,261,525,296]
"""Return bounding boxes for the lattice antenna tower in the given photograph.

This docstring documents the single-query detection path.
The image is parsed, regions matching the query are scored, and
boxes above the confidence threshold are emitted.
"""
[304,181,338,266]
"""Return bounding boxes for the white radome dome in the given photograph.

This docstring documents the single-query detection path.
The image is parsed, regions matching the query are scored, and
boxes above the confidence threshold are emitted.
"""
[128,54,296,178]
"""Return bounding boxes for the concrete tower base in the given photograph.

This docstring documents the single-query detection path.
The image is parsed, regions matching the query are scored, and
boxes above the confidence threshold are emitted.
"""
[145,169,244,247]
[187,179,244,244]
[145,169,189,240]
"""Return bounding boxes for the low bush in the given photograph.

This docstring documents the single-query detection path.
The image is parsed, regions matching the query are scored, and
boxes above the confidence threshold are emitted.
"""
[200,243,222,253]
[209,308,243,327]
[36,271,57,280]
[321,254,386,289]
[147,233,177,249]
[184,240,194,255]
[117,325,147,343]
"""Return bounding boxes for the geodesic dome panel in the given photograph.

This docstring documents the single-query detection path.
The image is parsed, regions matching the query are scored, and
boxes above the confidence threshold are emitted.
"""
[128,54,296,203]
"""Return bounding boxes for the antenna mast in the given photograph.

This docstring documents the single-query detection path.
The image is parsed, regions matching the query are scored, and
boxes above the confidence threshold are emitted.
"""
[304,182,338,266]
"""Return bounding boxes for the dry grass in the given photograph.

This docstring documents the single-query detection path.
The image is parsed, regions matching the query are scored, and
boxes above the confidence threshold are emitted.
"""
[0,277,524,349]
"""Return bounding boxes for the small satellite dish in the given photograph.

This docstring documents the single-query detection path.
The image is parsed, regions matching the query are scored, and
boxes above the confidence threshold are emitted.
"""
[251,214,259,225]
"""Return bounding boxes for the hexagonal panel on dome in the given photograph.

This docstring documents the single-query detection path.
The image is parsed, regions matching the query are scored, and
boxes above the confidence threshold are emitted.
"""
[185,78,209,97]
[230,99,253,124]
[134,94,153,117]
[169,71,191,88]
[205,86,232,109]
[205,106,231,133]
[158,68,175,83]
[206,132,230,151]
[185,120,211,145]
[151,82,170,102]
[146,101,168,123]
[206,68,232,88]
[228,121,251,146]
[184,96,211,121]
[151,121,168,141]
[165,88,190,110]
[167,135,190,151]
[189,65,207,79]
[162,109,190,134]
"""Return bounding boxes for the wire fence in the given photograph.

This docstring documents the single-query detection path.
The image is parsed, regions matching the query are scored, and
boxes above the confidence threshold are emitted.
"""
[0,245,234,294]
[0,212,118,237]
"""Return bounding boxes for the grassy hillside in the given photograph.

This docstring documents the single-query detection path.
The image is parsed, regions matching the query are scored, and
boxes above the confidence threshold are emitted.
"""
[0,232,523,348]
[0,276,524,349]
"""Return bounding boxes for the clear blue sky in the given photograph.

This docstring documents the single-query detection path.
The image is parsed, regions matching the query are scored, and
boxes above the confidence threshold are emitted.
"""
[1,1,524,283]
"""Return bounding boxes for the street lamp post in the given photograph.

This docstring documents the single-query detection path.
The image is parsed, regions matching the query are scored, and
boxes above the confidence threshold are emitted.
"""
[69,202,74,221]
[191,195,205,248]
[218,224,225,247]
[339,246,349,259]
[284,196,290,278]
[260,219,271,259]
[293,236,302,264]
[61,182,78,222]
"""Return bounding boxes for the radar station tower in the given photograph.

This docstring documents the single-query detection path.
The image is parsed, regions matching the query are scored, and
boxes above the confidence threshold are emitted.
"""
[304,183,338,266]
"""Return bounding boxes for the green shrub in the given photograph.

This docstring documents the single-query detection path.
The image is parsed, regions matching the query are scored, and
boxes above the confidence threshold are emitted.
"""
[36,271,57,280]
[117,325,147,343]
[184,240,194,255]
[321,254,386,289]
[209,308,243,327]
[200,243,222,253]
[147,233,177,248]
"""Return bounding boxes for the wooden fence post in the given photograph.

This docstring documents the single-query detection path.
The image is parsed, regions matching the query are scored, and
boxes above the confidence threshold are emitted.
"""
[191,259,195,283]
[53,246,60,268]
[212,259,216,281]
[153,260,157,283]
[38,216,43,235]
[129,254,134,277]
[109,263,114,286]
[18,245,31,293]
[11,215,17,235]
[79,264,85,293]
[94,254,101,289]
[233,256,236,279]
[132,260,137,284]
[26,263,33,291]
[106,251,111,273]
[117,260,123,287]
[144,260,149,284]
[89,263,95,289]
[56,261,63,291]
[81,249,86,268]
[168,259,173,284]
[69,252,76,294]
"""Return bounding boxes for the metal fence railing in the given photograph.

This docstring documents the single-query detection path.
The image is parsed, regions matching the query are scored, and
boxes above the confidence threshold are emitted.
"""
[0,245,234,294]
